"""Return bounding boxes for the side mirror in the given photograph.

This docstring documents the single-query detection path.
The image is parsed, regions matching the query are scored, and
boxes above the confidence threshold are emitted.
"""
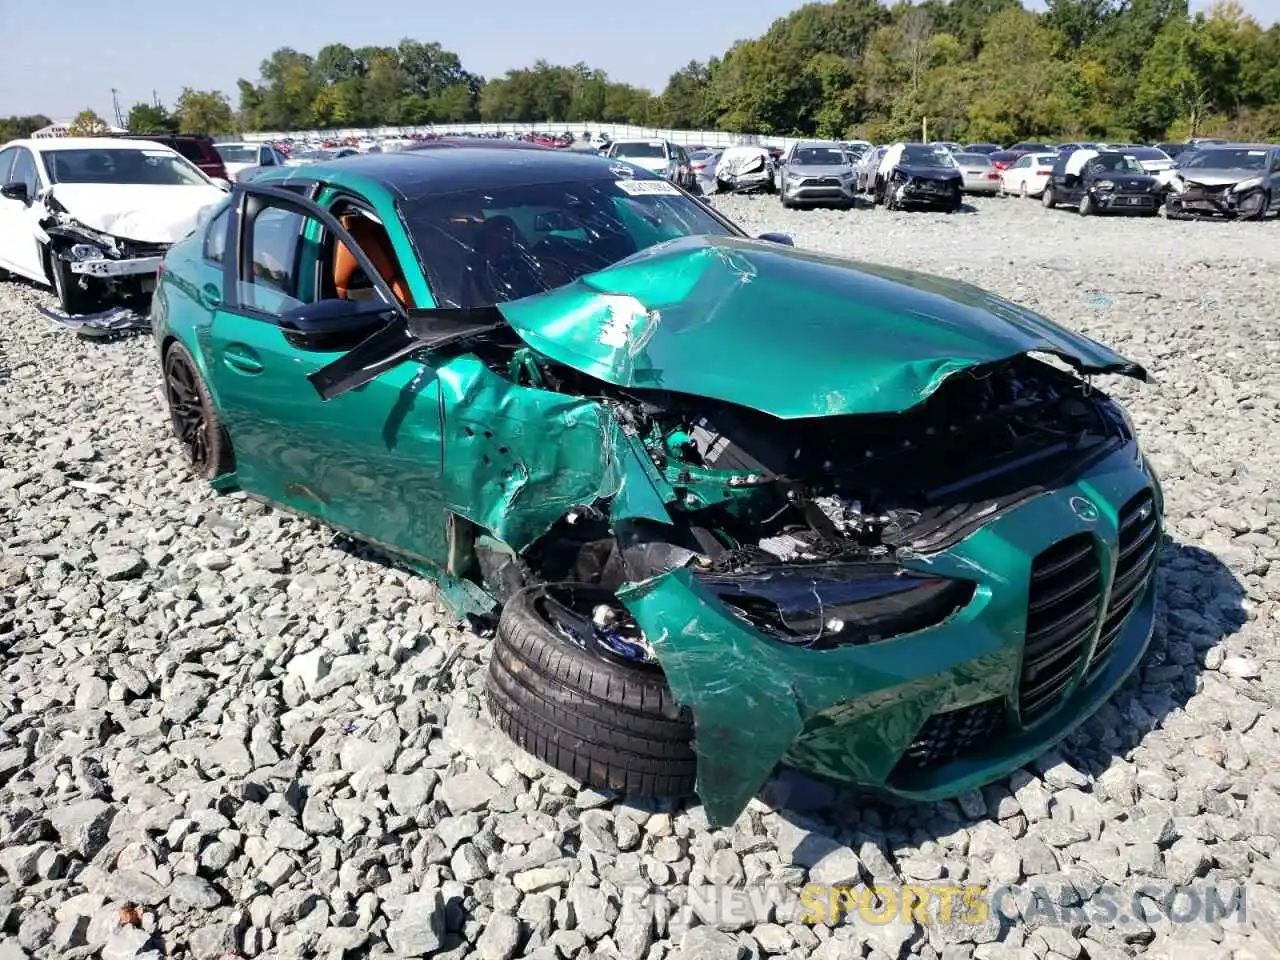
[279,298,395,352]
[757,232,794,246]
[1,182,29,203]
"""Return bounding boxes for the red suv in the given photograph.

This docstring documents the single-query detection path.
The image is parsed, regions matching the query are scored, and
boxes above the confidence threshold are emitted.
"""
[117,133,230,182]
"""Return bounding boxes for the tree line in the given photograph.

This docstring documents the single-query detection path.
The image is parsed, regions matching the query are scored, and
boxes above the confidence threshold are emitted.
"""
[6,0,1280,144]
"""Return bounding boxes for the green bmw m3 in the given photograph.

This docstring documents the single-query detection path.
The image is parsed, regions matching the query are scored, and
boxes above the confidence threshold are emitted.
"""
[151,140,1164,827]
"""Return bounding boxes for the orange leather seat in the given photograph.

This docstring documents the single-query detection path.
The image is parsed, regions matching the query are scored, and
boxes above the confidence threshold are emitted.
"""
[333,214,412,306]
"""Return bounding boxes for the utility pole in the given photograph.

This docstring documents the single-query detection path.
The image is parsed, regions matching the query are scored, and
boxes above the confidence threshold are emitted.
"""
[153,89,160,109]
[111,88,123,128]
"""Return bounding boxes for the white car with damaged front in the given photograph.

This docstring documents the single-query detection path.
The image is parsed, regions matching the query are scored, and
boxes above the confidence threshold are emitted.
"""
[0,137,227,314]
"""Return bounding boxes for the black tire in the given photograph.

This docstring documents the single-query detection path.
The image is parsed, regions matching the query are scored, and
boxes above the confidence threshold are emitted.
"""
[1079,192,1094,216]
[486,584,697,798]
[1042,185,1056,209]
[48,251,100,315]
[163,340,234,480]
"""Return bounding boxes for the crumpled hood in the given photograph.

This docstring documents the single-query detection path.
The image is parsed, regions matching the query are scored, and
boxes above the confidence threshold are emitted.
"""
[48,183,227,244]
[1180,168,1262,188]
[497,235,1148,418]
[897,164,962,181]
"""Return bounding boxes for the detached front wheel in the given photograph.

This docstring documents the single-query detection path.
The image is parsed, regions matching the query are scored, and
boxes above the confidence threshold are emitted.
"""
[485,584,697,798]
[163,341,234,480]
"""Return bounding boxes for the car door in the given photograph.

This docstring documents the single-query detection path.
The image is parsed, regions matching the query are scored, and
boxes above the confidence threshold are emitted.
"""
[203,182,453,566]
[0,147,48,281]
[0,146,20,273]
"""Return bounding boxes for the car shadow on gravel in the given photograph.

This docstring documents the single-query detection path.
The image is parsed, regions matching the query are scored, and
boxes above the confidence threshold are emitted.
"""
[758,536,1246,894]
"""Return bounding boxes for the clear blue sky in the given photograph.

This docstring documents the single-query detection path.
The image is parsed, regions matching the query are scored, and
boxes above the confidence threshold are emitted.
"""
[2,0,1276,123]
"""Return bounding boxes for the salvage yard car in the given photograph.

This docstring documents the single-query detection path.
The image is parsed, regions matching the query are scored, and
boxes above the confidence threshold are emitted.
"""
[777,141,857,208]
[1042,149,1163,216]
[1164,143,1280,220]
[152,143,1164,827]
[0,137,228,314]
[876,143,964,211]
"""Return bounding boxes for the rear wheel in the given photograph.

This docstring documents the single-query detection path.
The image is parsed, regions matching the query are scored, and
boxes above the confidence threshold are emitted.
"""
[1042,185,1056,209]
[163,341,234,480]
[48,251,100,315]
[485,584,697,798]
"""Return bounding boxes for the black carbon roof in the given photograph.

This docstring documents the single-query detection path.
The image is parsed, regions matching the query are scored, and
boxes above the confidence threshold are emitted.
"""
[317,140,641,200]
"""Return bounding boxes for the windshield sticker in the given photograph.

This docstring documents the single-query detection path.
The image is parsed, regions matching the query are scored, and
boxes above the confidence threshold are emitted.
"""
[616,179,681,196]
[1248,150,1265,155]
[142,150,172,157]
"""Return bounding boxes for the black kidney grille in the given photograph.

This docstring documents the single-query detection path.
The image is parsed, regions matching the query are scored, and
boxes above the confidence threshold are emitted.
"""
[894,698,1006,774]
[1021,534,1101,721]
[1089,490,1159,673]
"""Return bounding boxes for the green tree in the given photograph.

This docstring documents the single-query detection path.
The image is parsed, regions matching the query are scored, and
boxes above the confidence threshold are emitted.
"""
[126,102,178,134]
[0,114,53,140]
[67,109,110,136]
[175,88,235,134]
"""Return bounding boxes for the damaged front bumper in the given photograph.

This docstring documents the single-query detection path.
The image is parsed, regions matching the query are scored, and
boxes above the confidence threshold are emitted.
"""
[1166,182,1262,218]
[617,443,1162,827]
[68,255,164,279]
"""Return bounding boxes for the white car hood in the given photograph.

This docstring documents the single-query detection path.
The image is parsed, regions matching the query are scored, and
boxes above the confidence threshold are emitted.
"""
[48,183,227,244]
[615,156,668,174]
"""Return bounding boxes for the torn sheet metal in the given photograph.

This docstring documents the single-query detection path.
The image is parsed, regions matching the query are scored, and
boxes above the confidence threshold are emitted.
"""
[435,354,672,553]
[37,305,150,338]
[496,235,1148,419]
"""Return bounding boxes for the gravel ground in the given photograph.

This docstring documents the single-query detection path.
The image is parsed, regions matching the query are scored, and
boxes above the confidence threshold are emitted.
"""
[2,195,1279,960]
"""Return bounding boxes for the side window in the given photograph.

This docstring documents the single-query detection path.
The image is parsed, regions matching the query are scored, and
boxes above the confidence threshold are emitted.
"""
[0,147,16,185]
[259,147,275,167]
[1271,152,1280,172]
[236,205,313,314]
[11,149,39,194]
[203,204,230,263]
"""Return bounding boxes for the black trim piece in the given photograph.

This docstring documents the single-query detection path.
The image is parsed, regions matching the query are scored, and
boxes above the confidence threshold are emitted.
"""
[307,307,507,400]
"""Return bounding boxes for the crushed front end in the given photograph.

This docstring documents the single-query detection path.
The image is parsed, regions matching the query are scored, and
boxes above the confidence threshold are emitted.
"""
[503,353,1162,826]
[40,199,170,296]
[887,168,963,210]
[1166,177,1268,219]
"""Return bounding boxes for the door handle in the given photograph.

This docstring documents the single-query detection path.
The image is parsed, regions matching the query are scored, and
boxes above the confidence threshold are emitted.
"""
[200,283,222,309]
[223,344,264,375]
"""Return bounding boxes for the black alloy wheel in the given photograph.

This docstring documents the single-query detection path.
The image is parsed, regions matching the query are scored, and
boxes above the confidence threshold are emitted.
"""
[163,341,233,480]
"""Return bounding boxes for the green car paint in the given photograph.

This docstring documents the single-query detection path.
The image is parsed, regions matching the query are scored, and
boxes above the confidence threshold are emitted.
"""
[619,445,1162,827]
[153,159,1162,828]
[497,235,1146,417]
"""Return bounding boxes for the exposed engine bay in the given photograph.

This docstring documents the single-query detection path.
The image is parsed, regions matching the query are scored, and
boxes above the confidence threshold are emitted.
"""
[469,344,1133,651]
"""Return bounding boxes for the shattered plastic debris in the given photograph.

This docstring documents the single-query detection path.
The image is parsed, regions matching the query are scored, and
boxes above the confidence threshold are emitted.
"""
[38,305,151,339]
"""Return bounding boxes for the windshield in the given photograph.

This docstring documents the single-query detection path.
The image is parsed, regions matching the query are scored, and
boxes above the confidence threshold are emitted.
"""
[215,144,258,164]
[610,142,667,160]
[792,146,847,165]
[1124,148,1168,161]
[901,146,955,167]
[42,148,209,186]
[399,177,737,309]
[1181,149,1268,170]
[1086,154,1145,175]
[953,153,992,167]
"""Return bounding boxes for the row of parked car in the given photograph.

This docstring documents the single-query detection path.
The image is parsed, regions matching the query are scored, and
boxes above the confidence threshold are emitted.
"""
[628,135,1280,221]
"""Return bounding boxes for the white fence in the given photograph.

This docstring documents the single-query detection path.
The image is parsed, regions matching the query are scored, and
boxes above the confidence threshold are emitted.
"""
[240,121,807,150]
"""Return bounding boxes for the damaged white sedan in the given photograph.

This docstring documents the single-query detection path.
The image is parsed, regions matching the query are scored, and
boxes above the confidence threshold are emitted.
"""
[0,137,228,314]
